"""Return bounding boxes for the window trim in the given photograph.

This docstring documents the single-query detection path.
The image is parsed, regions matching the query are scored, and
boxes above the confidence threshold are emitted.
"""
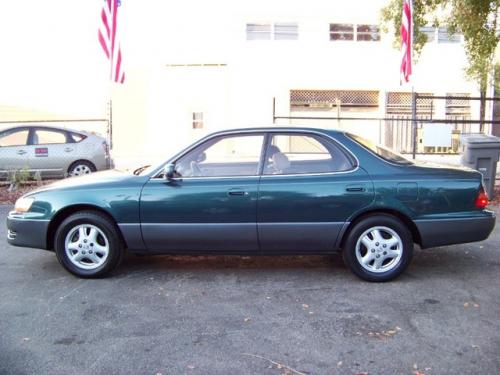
[151,129,359,180]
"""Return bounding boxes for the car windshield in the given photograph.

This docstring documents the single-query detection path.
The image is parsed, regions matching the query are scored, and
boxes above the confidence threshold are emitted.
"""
[348,133,413,165]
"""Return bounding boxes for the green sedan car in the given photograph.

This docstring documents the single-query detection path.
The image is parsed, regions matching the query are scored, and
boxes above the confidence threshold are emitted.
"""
[6,127,495,281]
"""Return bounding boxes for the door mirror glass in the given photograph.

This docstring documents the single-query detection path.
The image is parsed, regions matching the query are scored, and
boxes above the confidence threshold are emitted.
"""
[164,164,176,180]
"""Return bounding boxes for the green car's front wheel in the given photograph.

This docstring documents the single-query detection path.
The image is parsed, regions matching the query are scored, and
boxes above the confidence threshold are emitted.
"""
[342,214,414,282]
[54,211,124,278]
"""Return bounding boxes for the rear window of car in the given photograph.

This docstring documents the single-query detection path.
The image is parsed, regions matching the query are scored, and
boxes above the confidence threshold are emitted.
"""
[70,132,86,142]
[348,133,413,165]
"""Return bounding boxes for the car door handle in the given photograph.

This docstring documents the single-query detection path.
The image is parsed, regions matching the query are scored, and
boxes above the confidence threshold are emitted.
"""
[16,150,27,155]
[346,186,365,192]
[227,189,248,196]
[64,147,74,152]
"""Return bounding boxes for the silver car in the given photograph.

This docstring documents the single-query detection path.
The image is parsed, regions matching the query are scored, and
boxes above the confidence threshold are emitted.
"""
[0,125,112,178]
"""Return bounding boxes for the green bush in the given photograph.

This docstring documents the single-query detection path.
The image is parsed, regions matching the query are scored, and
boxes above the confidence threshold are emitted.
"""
[7,168,31,192]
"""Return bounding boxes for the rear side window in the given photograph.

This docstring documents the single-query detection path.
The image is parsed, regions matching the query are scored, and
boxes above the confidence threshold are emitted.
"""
[349,133,413,165]
[34,129,67,145]
[70,132,86,142]
[0,129,29,147]
[263,133,354,175]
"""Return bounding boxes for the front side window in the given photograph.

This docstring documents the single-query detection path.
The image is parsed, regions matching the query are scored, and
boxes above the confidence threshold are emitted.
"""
[264,133,354,175]
[0,129,29,147]
[175,134,265,177]
[349,133,413,165]
[34,129,67,145]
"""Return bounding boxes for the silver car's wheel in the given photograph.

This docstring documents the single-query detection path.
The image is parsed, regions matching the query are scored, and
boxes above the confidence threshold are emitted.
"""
[355,226,403,273]
[64,224,109,270]
[69,163,92,176]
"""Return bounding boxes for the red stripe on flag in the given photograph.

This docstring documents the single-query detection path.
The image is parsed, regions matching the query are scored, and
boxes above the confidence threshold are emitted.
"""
[98,30,110,59]
[115,48,122,82]
[98,0,125,84]
[400,0,412,83]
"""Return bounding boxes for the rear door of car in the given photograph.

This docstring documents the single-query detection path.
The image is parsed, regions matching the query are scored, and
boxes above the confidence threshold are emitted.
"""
[0,128,30,176]
[28,128,74,177]
[257,131,375,253]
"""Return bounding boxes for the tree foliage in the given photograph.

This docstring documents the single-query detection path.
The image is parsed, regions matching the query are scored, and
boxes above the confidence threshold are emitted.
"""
[381,0,500,92]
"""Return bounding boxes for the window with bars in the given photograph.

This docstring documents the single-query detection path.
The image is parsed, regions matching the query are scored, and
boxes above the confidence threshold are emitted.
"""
[330,24,380,41]
[290,90,379,110]
[246,22,298,40]
[446,94,471,116]
[192,112,204,129]
[385,92,434,115]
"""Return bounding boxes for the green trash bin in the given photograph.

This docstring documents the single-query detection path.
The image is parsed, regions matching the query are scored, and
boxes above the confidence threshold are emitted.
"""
[460,134,500,198]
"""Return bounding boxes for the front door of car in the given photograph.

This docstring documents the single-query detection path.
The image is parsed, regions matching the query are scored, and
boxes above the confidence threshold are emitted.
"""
[140,133,265,252]
[0,128,30,177]
[257,132,375,253]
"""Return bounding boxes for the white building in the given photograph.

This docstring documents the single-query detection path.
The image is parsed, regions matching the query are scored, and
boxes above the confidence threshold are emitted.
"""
[111,0,488,167]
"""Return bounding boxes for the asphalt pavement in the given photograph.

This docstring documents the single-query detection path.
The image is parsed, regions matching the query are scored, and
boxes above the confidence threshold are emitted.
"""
[1,204,499,375]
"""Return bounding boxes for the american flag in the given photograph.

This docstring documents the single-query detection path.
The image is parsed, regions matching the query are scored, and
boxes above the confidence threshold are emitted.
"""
[98,0,125,84]
[400,0,412,83]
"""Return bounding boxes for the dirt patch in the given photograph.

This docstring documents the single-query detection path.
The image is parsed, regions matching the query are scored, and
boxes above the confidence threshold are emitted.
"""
[0,181,55,204]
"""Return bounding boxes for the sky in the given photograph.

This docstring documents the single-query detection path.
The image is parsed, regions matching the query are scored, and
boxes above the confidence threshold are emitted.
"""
[0,1,123,117]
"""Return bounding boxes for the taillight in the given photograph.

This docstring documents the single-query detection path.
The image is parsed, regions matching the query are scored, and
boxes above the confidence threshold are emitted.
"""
[475,187,489,209]
[102,141,109,156]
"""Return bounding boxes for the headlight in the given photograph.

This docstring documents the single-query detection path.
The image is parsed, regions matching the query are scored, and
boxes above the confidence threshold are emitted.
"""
[14,197,35,213]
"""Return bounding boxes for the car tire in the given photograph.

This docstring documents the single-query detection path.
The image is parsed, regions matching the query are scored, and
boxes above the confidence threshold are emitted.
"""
[342,214,413,282]
[68,160,96,177]
[54,211,124,278]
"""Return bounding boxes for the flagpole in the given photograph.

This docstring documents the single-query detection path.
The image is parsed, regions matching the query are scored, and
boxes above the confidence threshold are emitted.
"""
[410,0,416,159]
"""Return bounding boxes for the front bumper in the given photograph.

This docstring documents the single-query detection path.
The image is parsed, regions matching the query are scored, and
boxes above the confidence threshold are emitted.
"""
[415,212,496,249]
[6,212,50,250]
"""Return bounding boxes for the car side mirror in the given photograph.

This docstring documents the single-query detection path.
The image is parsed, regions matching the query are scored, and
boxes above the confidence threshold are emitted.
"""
[164,163,176,180]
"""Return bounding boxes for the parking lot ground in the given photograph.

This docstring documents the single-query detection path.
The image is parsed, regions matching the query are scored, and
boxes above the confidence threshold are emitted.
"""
[1,204,499,375]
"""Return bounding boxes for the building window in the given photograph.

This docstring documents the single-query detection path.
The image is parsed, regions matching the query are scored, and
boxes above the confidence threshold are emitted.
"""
[192,112,204,129]
[438,27,462,43]
[290,90,379,111]
[420,26,462,43]
[385,92,434,115]
[446,93,471,116]
[356,25,380,41]
[274,22,298,40]
[330,24,379,41]
[246,22,298,40]
[246,23,271,40]
[420,26,436,43]
[330,24,354,41]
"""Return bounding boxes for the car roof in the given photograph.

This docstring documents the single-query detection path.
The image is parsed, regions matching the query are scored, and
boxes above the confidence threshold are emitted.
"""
[208,126,342,136]
[0,124,97,137]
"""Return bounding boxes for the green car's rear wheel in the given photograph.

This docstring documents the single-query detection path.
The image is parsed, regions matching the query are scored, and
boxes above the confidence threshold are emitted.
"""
[54,211,124,278]
[342,214,413,282]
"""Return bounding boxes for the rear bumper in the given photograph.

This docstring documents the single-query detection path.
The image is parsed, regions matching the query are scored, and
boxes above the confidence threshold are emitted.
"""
[6,213,49,250]
[415,213,496,248]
